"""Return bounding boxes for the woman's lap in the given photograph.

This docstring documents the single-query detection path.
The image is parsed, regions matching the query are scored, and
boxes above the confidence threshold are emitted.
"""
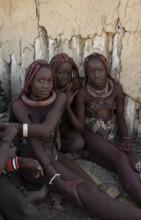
[83,129,121,163]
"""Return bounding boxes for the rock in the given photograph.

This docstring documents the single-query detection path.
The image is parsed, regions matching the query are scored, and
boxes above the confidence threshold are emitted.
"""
[84,168,102,186]
[75,159,102,186]
[106,187,120,199]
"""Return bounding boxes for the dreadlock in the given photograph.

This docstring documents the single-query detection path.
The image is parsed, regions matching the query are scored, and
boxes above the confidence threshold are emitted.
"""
[84,52,114,84]
[19,59,56,98]
[49,53,80,78]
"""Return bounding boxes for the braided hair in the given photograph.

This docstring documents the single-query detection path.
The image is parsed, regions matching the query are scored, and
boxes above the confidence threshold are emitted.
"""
[19,60,56,98]
[84,52,114,84]
[49,53,79,78]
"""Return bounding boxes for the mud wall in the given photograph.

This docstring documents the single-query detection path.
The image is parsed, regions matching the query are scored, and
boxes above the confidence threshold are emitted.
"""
[0,0,141,141]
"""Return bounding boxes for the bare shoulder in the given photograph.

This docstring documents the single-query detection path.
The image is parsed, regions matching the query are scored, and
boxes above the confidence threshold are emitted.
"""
[12,99,29,115]
[114,81,123,94]
[114,81,123,89]
[12,99,26,109]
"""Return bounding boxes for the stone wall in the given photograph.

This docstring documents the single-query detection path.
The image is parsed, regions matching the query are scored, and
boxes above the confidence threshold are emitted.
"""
[0,0,141,142]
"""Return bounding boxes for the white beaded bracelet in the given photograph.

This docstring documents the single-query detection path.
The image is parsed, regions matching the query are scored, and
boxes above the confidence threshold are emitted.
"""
[49,173,61,185]
[23,123,28,137]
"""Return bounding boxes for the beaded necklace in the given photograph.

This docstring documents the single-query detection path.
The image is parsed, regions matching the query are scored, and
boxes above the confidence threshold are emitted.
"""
[86,79,114,99]
[21,90,56,122]
[30,106,51,117]
[90,81,109,95]
[30,105,52,123]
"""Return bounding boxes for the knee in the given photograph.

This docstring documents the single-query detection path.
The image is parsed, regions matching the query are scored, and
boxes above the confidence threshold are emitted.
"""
[71,137,85,153]
[61,135,85,153]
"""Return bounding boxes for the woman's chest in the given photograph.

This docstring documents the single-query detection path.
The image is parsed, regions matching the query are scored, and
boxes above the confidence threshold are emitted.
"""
[85,95,116,121]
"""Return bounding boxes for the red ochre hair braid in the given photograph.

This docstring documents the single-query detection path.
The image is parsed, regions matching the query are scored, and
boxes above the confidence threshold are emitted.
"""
[84,52,114,84]
[49,53,80,78]
[19,59,56,98]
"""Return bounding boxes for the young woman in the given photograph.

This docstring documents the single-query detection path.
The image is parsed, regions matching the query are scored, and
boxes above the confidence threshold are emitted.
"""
[49,53,84,153]
[68,52,141,206]
[0,123,47,220]
[9,59,141,220]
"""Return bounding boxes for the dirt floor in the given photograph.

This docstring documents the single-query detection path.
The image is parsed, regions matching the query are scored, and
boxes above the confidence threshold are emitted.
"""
[9,144,141,220]
[1,111,141,220]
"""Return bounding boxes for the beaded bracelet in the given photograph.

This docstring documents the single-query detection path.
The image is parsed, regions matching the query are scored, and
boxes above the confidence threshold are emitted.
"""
[5,156,20,172]
[49,173,61,185]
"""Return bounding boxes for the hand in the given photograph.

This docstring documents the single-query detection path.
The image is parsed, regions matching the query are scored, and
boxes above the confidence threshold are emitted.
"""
[2,123,19,142]
[62,83,72,93]
[66,90,78,109]
[56,91,67,106]
[19,158,44,178]
[60,178,85,208]
[117,139,132,152]
[57,83,72,93]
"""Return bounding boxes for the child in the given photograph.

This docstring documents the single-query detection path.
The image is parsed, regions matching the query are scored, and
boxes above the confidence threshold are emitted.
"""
[49,53,84,153]
[9,59,141,220]
[69,52,141,206]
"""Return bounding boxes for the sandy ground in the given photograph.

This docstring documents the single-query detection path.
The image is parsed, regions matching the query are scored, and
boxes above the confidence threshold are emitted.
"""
[9,144,141,220]
[1,111,141,220]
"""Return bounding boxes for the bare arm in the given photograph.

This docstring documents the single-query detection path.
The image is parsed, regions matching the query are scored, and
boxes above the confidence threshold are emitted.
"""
[11,92,85,201]
[28,138,59,178]
[0,123,18,173]
[12,92,67,138]
[70,91,86,133]
[11,92,67,177]
[116,83,129,139]
[64,90,83,133]
[115,83,132,152]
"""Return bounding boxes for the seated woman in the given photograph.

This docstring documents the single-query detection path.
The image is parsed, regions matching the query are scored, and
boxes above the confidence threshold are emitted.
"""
[0,123,47,220]
[69,52,141,204]
[49,53,84,153]
[9,59,141,220]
